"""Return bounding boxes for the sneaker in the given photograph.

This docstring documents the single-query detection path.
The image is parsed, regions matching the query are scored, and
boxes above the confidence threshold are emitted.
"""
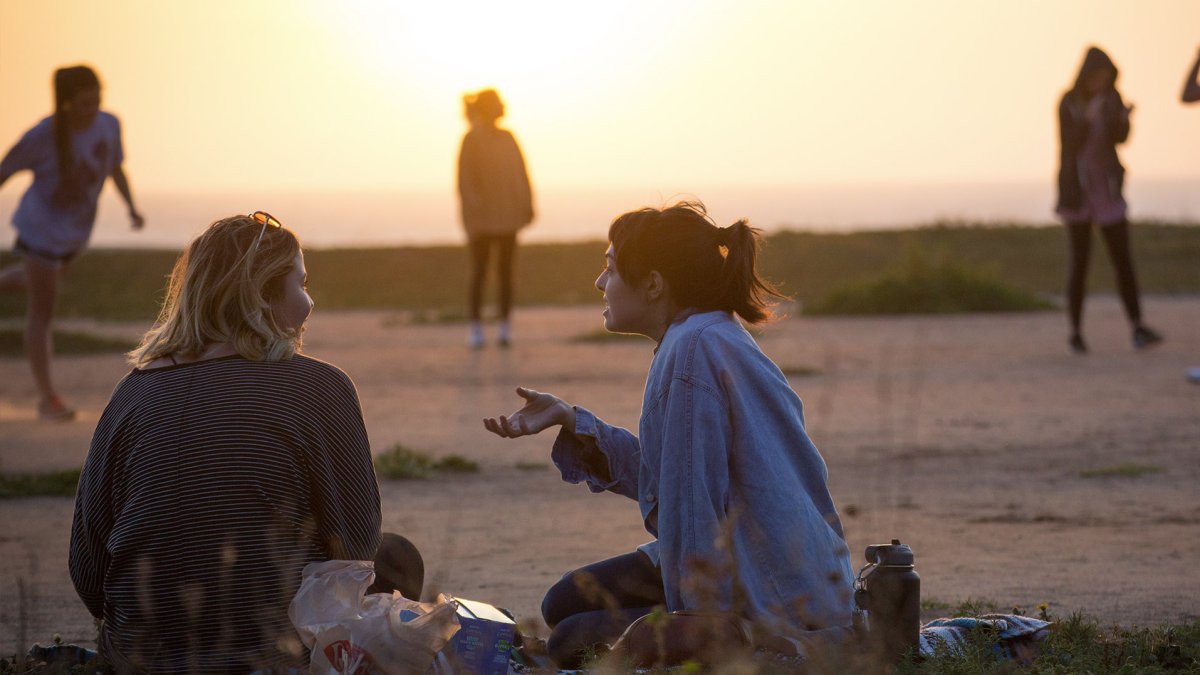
[497,321,511,348]
[468,323,485,350]
[1068,334,1087,355]
[38,395,76,422]
[1132,325,1163,350]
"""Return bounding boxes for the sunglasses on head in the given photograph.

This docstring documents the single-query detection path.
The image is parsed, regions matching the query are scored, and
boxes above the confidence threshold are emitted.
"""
[248,211,283,253]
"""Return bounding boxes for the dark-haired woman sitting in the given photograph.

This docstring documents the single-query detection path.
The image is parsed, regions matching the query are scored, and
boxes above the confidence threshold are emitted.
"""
[484,202,854,667]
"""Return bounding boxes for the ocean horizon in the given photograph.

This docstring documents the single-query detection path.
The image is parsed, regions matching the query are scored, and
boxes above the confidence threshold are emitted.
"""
[2,178,1197,250]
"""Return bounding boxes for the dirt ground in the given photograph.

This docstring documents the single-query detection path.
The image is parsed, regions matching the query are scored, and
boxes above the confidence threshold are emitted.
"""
[1,296,1198,654]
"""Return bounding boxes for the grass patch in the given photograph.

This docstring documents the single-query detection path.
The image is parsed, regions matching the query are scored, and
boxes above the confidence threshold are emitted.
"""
[374,444,479,480]
[0,469,80,499]
[921,597,953,613]
[374,444,435,479]
[4,612,1200,673]
[780,364,820,377]
[7,223,1196,322]
[0,329,134,358]
[950,597,1004,617]
[806,249,1054,315]
[432,455,479,474]
[1080,463,1163,479]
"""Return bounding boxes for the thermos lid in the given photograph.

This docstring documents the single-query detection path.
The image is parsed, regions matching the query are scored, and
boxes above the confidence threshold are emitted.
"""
[864,539,915,566]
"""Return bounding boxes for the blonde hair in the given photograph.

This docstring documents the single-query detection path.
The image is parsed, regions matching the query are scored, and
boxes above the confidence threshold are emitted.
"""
[129,215,303,366]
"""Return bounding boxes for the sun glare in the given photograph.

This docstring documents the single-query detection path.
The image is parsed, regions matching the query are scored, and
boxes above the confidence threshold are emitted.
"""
[316,1,643,104]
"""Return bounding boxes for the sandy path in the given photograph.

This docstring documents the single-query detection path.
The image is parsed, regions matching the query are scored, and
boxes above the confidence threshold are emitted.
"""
[1,296,1198,653]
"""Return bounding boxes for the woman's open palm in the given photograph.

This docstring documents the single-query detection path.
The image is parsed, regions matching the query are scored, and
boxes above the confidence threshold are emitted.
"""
[482,387,571,438]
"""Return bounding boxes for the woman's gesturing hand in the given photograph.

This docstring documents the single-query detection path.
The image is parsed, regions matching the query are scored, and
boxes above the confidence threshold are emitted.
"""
[482,387,576,438]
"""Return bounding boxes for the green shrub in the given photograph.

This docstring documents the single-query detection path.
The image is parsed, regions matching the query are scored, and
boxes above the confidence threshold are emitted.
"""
[0,330,134,358]
[374,444,435,480]
[433,455,479,473]
[1080,463,1163,479]
[374,444,479,480]
[0,469,81,499]
[806,249,1054,315]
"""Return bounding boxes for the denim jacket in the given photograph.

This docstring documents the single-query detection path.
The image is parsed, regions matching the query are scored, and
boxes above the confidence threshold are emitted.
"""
[552,311,855,634]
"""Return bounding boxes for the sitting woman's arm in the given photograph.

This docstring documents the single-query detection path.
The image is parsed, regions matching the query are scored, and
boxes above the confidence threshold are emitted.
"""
[485,387,642,500]
[69,393,127,618]
[306,372,382,561]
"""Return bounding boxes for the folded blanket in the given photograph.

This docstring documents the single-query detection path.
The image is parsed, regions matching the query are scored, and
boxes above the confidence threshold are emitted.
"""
[920,613,1052,661]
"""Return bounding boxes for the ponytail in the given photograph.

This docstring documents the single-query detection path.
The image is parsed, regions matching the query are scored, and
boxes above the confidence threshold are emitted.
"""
[716,218,781,323]
[608,201,786,325]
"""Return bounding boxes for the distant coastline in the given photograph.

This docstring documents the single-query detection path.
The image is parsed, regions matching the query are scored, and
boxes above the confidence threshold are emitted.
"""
[3,223,1196,323]
[1,178,1197,251]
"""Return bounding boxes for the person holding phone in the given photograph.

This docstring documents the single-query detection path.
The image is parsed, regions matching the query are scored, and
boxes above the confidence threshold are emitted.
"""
[1055,47,1161,354]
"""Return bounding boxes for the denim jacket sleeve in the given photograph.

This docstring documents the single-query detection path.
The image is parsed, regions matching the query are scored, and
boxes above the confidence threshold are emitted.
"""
[550,405,641,501]
[654,375,735,613]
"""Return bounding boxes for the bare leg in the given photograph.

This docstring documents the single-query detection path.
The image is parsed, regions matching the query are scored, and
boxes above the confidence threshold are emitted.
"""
[24,258,67,411]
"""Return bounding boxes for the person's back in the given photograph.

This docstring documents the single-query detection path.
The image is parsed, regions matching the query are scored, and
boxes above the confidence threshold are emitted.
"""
[458,125,532,235]
[69,213,383,673]
[71,354,378,672]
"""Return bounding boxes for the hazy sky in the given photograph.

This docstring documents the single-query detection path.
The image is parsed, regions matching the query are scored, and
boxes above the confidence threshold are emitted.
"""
[2,0,1198,195]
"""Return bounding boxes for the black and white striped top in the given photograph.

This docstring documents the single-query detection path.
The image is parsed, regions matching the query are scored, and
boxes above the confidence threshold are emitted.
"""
[69,354,381,674]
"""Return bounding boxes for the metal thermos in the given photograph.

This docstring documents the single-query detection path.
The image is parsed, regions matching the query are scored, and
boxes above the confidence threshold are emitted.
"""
[854,539,920,662]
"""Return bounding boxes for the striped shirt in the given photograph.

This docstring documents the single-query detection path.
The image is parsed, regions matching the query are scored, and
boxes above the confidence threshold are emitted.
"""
[69,354,381,674]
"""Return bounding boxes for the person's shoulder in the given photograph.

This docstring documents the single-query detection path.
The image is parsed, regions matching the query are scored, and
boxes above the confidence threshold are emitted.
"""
[18,117,54,142]
[661,311,744,358]
[286,353,358,390]
[96,111,121,134]
[681,310,741,339]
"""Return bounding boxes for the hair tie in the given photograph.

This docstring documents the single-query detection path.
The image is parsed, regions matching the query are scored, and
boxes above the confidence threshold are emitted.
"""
[717,224,736,248]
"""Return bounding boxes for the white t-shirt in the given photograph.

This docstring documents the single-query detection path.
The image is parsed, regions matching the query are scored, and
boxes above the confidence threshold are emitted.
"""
[0,112,124,256]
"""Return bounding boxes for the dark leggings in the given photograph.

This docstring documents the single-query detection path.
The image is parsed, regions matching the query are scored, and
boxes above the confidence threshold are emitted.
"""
[541,550,666,669]
[468,234,517,321]
[1065,220,1143,332]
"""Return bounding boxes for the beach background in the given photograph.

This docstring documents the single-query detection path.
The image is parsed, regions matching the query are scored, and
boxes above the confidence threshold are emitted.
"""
[2,0,1200,662]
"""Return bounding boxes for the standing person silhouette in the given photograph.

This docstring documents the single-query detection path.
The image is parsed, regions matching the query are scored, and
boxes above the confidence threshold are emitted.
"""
[1055,47,1161,354]
[0,65,145,419]
[1183,45,1200,104]
[1182,46,1200,383]
[457,89,534,349]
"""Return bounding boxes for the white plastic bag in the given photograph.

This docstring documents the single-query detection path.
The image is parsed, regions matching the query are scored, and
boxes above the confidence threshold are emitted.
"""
[290,560,461,675]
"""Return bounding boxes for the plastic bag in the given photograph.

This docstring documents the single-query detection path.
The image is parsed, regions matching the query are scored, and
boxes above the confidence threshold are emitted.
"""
[290,560,461,675]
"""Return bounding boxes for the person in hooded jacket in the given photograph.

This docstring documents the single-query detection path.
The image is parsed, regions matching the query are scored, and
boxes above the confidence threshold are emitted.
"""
[1055,46,1161,354]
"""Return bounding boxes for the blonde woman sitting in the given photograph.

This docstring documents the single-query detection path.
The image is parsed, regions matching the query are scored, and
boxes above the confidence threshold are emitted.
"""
[69,213,422,674]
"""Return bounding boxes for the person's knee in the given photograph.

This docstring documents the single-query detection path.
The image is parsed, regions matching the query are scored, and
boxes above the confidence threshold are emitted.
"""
[545,614,593,670]
[544,569,594,628]
[369,533,424,600]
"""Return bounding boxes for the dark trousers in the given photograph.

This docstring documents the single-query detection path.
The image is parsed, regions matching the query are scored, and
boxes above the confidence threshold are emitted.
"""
[1065,220,1143,332]
[541,550,666,669]
[467,234,517,321]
